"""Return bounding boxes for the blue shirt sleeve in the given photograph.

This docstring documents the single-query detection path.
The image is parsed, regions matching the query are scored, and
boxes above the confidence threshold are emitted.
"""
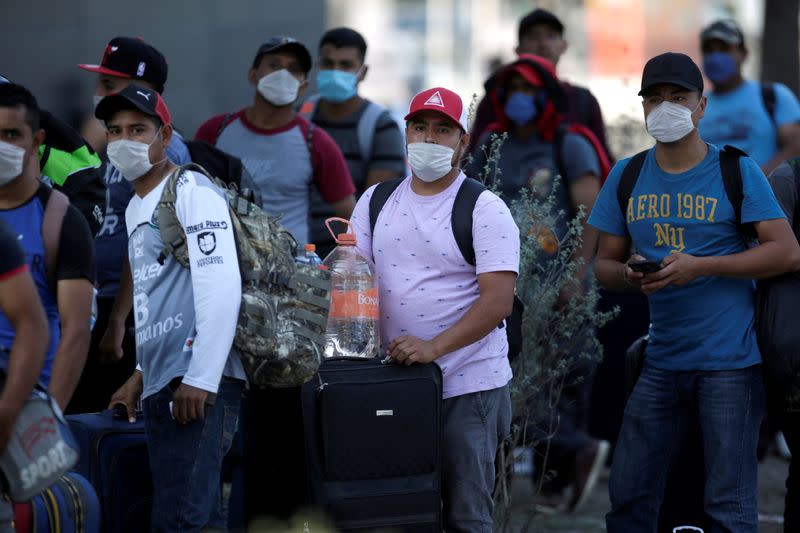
[740,155,787,223]
[168,133,192,165]
[560,132,600,184]
[587,157,629,236]
[773,82,800,128]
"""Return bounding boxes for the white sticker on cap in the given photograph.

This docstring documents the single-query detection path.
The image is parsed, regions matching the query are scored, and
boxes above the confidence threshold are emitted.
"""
[424,91,445,108]
[137,61,146,77]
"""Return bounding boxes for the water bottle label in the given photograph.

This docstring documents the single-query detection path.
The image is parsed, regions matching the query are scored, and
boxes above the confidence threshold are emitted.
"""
[329,287,379,319]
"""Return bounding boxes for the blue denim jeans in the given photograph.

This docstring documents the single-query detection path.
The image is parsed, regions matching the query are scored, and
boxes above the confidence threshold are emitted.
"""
[442,384,512,533]
[143,378,244,533]
[606,364,764,533]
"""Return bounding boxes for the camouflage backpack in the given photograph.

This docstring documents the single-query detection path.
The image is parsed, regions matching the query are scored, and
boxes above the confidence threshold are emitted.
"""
[156,163,331,388]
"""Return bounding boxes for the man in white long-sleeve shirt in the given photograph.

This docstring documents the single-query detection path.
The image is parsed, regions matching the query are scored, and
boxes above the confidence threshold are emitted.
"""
[102,84,246,532]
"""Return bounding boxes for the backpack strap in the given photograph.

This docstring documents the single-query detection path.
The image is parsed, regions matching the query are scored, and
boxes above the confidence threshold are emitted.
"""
[42,188,69,292]
[156,163,217,267]
[761,82,777,126]
[368,178,404,235]
[451,178,486,267]
[616,150,649,236]
[788,158,800,232]
[213,112,237,145]
[719,145,757,240]
[356,102,385,166]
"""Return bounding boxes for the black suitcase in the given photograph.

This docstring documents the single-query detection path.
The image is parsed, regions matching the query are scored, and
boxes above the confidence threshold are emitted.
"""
[302,358,443,532]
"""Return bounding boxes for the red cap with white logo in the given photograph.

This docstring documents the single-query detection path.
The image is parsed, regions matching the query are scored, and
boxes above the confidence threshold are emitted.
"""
[404,87,468,132]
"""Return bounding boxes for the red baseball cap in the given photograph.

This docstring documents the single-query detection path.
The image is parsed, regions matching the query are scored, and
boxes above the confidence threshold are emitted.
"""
[404,87,468,132]
[94,84,172,126]
[78,37,168,93]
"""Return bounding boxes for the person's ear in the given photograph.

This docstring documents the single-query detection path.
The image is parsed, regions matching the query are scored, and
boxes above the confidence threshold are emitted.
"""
[248,68,259,86]
[358,64,368,83]
[161,123,173,147]
[297,79,309,98]
[32,128,46,152]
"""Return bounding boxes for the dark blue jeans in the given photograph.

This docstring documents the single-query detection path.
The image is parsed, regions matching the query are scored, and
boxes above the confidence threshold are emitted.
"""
[143,378,244,533]
[607,364,765,533]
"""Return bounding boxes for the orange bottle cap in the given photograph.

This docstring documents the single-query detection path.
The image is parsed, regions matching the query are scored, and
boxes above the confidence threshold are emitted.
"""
[337,233,356,245]
[304,243,316,252]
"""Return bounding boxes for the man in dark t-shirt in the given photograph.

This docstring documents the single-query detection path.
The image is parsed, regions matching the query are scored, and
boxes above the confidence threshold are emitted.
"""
[0,83,95,411]
[468,8,612,163]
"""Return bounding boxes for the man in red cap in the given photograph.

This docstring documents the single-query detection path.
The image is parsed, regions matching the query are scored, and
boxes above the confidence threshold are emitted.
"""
[350,86,520,531]
[99,84,246,531]
[467,54,609,512]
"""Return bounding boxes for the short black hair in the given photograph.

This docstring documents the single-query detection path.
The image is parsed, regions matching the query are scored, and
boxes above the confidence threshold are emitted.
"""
[518,9,564,42]
[0,83,40,132]
[319,27,368,62]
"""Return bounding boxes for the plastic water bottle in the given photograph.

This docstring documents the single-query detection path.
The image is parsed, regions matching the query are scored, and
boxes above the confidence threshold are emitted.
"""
[322,218,380,359]
[296,243,323,267]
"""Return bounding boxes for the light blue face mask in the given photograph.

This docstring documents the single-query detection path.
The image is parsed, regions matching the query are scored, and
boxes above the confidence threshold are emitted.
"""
[317,69,359,103]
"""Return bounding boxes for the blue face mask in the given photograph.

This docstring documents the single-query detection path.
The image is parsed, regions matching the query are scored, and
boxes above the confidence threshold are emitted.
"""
[703,52,738,84]
[504,92,538,126]
[317,69,359,103]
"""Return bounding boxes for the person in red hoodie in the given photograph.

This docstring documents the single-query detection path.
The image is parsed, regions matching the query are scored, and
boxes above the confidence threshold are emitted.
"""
[466,53,609,512]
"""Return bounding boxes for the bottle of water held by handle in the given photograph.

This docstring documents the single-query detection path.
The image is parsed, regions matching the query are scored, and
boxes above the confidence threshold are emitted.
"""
[321,217,380,359]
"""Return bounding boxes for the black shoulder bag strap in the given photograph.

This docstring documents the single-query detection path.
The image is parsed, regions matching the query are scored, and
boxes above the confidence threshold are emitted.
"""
[719,144,758,240]
[368,178,404,236]
[616,150,649,236]
[450,177,486,266]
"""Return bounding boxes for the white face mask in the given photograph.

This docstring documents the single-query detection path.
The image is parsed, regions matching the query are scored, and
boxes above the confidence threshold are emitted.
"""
[646,100,699,143]
[0,140,26,186]
[257,69,300,106]
[107,128,164,182]
[407,142,456,182]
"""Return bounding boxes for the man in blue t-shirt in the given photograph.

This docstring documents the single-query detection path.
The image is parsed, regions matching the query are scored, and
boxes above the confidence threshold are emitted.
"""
[589,52,800,532]
[698,19,800,174]
[0,83,96,411]
[69,37,192,413]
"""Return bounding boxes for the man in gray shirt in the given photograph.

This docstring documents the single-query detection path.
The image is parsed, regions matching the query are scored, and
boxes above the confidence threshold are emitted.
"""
[300,27,406,257]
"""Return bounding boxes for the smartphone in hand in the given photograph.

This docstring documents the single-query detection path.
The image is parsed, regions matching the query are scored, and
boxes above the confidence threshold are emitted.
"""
[628,260,662,274]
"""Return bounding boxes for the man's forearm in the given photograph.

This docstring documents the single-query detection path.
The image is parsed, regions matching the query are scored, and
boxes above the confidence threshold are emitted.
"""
[430,295,512,359]
[701,241,800,279]
[110,258,134,325]
[595,257,631,290]
[0,321,47,414]
[48,327,91,409]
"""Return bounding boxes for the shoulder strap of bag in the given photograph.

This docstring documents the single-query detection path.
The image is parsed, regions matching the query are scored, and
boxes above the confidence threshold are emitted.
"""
[719,144,757,240]
[368,178,404,235]
[616,150,649,236]
[451,178,486,267]
[786,158,800,233]
[42,187,70,292]
[157,163,217,267]
[356,102,385,164]
[761,82,777,126]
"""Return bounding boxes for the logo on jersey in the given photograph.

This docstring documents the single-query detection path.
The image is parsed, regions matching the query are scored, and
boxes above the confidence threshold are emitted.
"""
[197,231,217,255]
[424,91,445,108]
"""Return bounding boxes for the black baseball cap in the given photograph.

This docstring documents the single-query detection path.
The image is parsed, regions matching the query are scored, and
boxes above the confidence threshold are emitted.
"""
[519,9,564,40]
[700,19,745,48]
[95,83,171,126]
[252,36,312,74]
[638,52,704,96]
[78,37,169,93]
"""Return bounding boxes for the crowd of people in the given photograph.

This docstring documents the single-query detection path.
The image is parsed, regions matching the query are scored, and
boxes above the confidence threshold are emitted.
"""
[0,6,799,533]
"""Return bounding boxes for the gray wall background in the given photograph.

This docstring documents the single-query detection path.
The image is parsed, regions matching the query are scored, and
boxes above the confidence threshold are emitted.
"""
[0,0,326,136]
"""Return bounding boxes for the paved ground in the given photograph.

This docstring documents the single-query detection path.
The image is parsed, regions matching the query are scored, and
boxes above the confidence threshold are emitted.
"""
[499,454,790,532]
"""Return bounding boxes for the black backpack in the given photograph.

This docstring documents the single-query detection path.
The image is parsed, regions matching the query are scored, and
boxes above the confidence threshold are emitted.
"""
[184,140,262,207]
[755,158,800,396]
[368,177,524,360]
